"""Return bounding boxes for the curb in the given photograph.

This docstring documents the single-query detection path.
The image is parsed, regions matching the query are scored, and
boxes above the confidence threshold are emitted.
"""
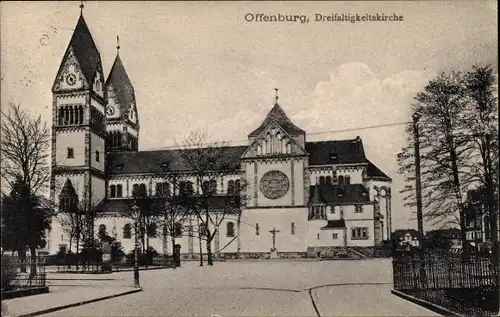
[390,289,464,317]
[17,288,143,317]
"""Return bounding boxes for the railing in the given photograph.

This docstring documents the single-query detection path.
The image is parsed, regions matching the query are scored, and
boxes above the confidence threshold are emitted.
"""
[392,249,499,316]
[2,255,47,291]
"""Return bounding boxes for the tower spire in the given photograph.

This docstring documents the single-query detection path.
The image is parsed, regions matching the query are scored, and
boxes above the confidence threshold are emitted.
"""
[116,35,120,55]
[80,1,84,15]
[274,88,279,104]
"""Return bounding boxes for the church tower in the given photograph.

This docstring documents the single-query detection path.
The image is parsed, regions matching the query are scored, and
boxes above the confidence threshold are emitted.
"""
[50,7,107,217]
[105,37,140,152]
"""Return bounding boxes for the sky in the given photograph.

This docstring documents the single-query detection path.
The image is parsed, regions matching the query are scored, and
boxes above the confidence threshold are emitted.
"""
[1,1,498,230]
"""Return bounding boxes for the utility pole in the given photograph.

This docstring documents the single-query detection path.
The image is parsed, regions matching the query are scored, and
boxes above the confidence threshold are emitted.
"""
[412,112,426,287]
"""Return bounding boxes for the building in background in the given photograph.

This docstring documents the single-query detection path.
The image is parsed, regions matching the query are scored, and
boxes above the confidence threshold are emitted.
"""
[46,10,392,257]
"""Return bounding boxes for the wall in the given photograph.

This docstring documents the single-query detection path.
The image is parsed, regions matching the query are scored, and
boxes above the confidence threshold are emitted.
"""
[91,176,106,205]
[345,219,375,247]
[90,133,105,170]
[239,208,308,252]
[55,131,86,166]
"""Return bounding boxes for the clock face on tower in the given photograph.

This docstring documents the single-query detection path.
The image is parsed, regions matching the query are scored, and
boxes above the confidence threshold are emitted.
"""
[260,170,290,199]
[106,105,115,116]
[65,73,77,86]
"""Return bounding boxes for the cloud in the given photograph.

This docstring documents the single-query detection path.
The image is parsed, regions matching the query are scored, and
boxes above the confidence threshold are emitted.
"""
[292,62,436,228]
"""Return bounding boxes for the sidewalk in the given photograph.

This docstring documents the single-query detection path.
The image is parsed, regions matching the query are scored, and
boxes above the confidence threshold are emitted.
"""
[2,285,142,317]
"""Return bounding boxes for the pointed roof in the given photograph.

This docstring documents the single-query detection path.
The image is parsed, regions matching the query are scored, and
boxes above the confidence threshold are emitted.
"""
[249,103,305,137]
[68,14,102,84]
[59,178,77,199]
[105,54,137,114]
[366,160,391,181]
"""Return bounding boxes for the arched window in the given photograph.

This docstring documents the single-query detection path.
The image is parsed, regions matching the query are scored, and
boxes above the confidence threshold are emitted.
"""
[139,183,147,196]
[64,106,70,124]
[95,150,100,162]
[338,176,344,185]
[234,180,240,194]
[186,181,194,195]
[174,222,183,237]
[79,106,84,124]
[257,144,262,156]
[227,180,235,195]
[325,176,332,185]
[202,181,209,193]
[116,184,123,198]
[345,176,351,185]
[132,184,140,197]
[69,106,74,124]
[147,223,157,238]
[98,224,107,239]
[58,108,64,125]
[199,222,208,236]
[123,223,132,239]
[179,181,187,196]
[109,185,116,198]
[74,106,79,124]
[319,176,325,185]
[226,222,235,237]
[209,180,217,194]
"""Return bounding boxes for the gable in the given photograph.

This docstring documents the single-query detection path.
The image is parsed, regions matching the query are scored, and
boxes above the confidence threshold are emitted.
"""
[242,121,307,159]
[52,47,88,92]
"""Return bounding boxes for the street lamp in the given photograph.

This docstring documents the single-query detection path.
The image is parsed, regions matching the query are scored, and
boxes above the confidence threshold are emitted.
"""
[131,204,141,288]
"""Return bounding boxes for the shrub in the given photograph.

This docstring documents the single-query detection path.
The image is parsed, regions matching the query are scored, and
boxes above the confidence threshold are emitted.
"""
[1,255,18,291]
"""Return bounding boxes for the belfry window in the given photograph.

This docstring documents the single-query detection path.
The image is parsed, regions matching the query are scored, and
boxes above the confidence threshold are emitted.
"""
[67,147,74,159]
[95,150,100,162]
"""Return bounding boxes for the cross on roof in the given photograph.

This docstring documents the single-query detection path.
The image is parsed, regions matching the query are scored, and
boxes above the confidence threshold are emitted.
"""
[274,88,279,104]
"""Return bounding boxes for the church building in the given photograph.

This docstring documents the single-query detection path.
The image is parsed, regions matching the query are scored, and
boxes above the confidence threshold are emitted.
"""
[47,10,392,258]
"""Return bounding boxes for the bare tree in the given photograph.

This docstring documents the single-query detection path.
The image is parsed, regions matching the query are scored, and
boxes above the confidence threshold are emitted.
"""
[177,130,243,266]
[1,102,52,276]
[152,171,190,260]
[397,71,474,246]
[1,102,50,195]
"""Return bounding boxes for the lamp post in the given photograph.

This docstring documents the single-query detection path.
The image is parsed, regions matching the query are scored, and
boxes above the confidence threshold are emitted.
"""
[131,204,141,288]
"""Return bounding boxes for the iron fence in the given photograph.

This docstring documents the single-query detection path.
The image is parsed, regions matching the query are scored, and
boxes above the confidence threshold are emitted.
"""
[393,249,499,316]
[1,255,46,291]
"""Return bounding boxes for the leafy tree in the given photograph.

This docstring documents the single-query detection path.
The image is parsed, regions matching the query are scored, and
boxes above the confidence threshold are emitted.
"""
[1,178,51,276]
[462,65,499,261]
[397,71,472,246]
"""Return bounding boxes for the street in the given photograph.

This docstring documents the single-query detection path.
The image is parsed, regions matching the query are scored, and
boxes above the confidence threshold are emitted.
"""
[39,259,438,316]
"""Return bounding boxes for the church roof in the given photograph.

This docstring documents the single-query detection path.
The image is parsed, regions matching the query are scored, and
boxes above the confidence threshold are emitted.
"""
[248,103,305,137]
[305,138,366,165]
[308,184,370,204]
[107,140,382,175]
[68,15,102,84]
[105,54,137,113]
[107,146,247,175]
[366,160,391,181]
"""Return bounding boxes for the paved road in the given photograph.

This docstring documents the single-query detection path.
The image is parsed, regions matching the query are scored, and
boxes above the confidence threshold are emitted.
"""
[40,259,439,316]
